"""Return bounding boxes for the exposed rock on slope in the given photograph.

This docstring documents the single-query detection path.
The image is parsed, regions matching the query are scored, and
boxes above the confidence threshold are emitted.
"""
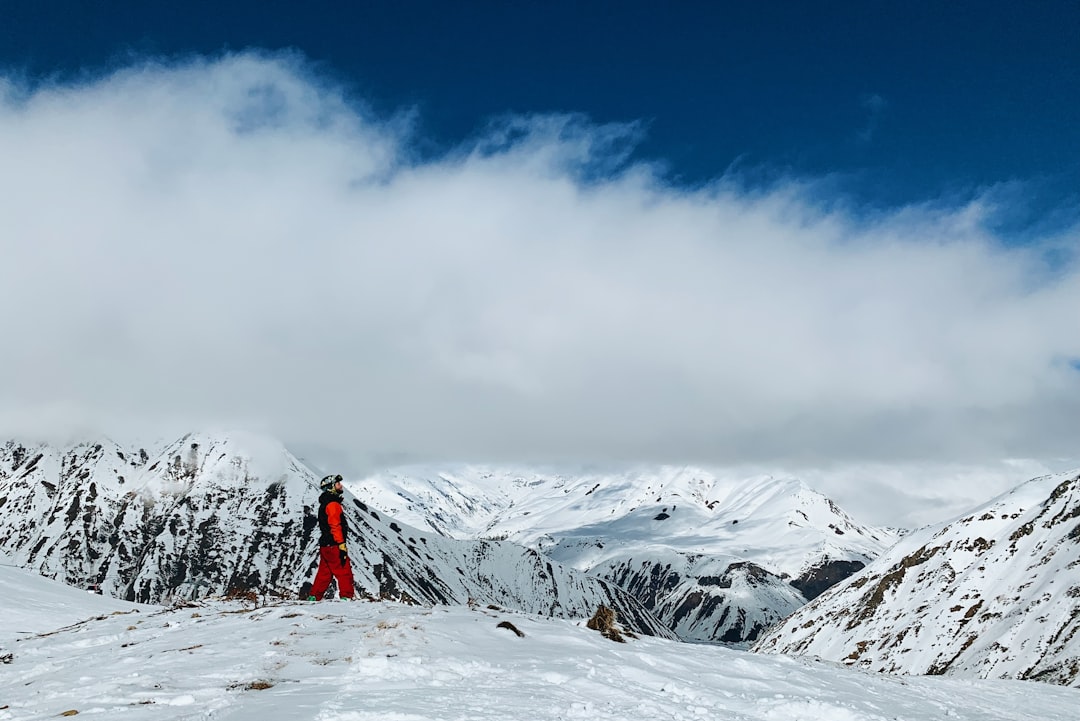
[600,554,807,643]
[753,471,1080,686]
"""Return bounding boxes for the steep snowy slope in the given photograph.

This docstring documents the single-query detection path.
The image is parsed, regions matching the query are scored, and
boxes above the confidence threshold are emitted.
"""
[0,437,151,590]
[0,434,672,638]
[0,564,147,636]
[754,471,1080,686]
[352,465,900,642]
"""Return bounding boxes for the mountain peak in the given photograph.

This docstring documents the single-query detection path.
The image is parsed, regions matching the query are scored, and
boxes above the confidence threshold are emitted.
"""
[133,430,309,499]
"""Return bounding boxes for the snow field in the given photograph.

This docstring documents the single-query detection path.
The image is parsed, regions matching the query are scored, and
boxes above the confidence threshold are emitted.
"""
[3,588,1079,721]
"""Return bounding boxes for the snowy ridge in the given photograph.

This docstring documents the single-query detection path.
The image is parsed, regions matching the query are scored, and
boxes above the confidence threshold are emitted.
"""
[352,465,900,642]
[0,434,672,638]
[3,565,1080,721]
[753,471,1080,686]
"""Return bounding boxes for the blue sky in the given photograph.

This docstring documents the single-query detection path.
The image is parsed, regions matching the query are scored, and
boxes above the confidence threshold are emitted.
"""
[1,2,1079,524]
[3,1,1077,231]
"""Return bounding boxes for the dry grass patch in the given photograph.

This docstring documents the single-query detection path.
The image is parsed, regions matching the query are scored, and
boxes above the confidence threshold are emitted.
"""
[587,605,627,643]
[229,680,275,690]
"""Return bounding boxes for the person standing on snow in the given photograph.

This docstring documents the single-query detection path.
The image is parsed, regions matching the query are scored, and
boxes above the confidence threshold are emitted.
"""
[308,474,356,601]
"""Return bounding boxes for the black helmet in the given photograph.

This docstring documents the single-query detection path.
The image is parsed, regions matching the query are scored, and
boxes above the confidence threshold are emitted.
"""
[319,474,343,493]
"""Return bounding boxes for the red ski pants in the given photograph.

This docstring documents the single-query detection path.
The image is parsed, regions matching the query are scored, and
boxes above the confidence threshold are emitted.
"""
[310,545,355,599]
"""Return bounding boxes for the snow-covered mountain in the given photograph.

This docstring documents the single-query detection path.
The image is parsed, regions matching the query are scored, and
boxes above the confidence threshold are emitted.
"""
[350,465,900,643]
[0,434,673,638]
[5,565,1080,721]
[753,471,1080,686]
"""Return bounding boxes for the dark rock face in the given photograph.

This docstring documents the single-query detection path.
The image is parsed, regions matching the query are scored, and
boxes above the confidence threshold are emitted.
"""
[598,557,806,643]
[790,559,866,601]
[606,559,683,609]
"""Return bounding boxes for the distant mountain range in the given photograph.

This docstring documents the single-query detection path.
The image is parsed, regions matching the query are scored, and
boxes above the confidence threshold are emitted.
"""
[5,431,1078,686]
[1,432,892,644]
[0,433,673,639]
[339,464,901,643]
[753,471,1080,686]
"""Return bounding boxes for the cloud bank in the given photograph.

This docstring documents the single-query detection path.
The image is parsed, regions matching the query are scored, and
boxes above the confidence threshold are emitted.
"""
[1,52,1079,523]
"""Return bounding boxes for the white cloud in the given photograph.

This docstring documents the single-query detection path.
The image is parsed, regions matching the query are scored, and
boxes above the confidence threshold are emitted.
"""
[2,52,1079,524]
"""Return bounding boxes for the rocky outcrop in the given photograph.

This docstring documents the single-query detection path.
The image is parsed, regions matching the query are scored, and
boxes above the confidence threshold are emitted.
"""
[790,559,866,601]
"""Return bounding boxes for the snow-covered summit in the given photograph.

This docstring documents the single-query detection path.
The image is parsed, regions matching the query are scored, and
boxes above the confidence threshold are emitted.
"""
[131,430,313,499]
